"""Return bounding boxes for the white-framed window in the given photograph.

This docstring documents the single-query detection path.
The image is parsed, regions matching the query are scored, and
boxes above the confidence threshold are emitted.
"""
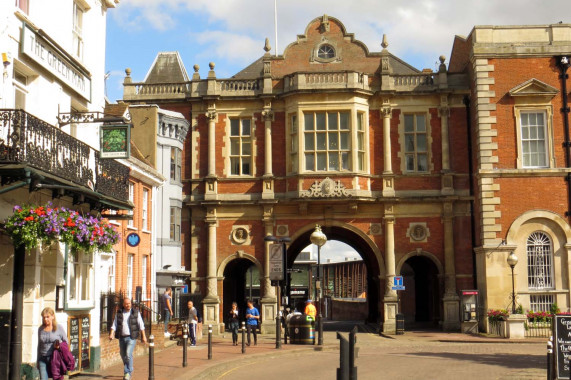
[127,182,135,228]
[15,0,29,13]
[127,254,133,298]
[520,111,548,168]
[142,188,149,230]
[229,118,252,176]
[357,112,366,171]
[317,44,335,59]
[108,254,115,292]
[304,111,351,171]
[13,71,28,110]
[66,249,94,309]
[530,294,554,312]
[404,114,428,172]
[72,1,84,60]
[527,231,554,289]
[170,206,181,242]
[141,256,148,300]
[290,114,298,173]
[170,147,182,182]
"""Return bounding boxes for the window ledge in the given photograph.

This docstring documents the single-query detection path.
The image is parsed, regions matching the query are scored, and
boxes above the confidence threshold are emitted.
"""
[109,221,121,226]
[142,229,151,234]
[127,226,138,231]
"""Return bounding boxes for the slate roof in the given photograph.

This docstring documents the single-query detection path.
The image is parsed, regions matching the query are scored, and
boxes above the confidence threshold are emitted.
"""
[231,56,265,79]
[144,52,189,83]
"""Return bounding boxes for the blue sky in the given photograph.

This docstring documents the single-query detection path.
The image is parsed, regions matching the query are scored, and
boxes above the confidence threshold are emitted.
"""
[105,0,567,103]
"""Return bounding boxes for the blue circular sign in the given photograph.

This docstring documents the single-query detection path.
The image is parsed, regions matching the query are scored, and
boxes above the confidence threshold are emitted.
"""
[126,232,141,247]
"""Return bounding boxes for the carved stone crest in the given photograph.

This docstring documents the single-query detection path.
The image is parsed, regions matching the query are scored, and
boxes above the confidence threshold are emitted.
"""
[301,177,351,198]
[231,226,250,245]
[406,223,430,243]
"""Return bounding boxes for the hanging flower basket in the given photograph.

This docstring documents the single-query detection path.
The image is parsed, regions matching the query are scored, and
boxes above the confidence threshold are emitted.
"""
[4,204,120,252]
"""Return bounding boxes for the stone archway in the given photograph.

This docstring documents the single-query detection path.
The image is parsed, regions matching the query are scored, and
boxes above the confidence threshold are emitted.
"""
[287,222,384,323]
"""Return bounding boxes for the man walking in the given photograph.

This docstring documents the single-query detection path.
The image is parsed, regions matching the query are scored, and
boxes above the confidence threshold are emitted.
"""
[163,287,173,337]
[186,300,199,346]
[109,298,147,380]
[245,300,259,346]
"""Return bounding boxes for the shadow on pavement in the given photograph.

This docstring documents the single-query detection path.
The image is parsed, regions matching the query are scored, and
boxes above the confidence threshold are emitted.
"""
[404,351,544,370]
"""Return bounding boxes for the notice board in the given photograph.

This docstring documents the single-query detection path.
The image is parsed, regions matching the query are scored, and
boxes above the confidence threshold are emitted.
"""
[68,315,90,373]
[553,315,571,379]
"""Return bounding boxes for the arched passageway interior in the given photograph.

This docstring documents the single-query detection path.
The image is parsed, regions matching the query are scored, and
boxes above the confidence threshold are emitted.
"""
[286,226,381,323]
[222,259,260,323]
[400,256,440,327]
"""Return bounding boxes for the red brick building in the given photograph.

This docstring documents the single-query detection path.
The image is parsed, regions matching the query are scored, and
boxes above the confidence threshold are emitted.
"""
[121,16,571,334]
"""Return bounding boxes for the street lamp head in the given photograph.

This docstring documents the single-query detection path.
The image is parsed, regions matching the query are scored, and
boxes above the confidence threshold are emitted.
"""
[310,224,327,247]
[507,251,518,268]
[562,56,569,65]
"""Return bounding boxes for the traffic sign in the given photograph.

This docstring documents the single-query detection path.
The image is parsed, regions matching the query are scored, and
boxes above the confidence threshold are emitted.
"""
[269,244,284,281]
[394,276,403,287]
[392,285,405,291]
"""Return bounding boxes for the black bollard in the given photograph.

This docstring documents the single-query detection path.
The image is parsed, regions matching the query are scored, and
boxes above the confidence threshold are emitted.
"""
[548,338,553,380]
[284,315,288,345]
[208,324,213,360]
[276,311,282,349]
[241,321,246,354]
[182,324,188,367]
[349,326,358,380]
[337,332,349,380]
[148,335,155,380]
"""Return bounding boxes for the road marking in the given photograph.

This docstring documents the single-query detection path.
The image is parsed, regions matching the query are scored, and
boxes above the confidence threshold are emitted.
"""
[217,360,261,379]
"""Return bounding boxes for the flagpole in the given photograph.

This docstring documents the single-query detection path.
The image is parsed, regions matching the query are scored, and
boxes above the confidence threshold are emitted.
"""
[274,0,278,56]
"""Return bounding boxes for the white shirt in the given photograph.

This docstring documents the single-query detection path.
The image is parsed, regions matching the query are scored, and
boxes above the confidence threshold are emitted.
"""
[111,309,145,336]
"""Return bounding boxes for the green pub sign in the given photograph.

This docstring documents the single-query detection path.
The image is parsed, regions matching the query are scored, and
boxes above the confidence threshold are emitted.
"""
[100,123,131,159]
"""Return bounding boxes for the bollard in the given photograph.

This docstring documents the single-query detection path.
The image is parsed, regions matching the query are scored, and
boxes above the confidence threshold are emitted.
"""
[337,332,349,380]
[182,324,188,367]
[276,312,282,349]
[284,316,288,345]
[208,324,213,360]
[241,321,246,354]
[349,326,358,380]
[148,335,155,380]
[547,338,553,380]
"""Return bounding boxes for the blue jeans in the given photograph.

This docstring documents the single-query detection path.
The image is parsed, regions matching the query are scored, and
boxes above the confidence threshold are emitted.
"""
[119,336,137,375]
[188,323,197,345]
[164,310,171,332]
[37,355,51,380]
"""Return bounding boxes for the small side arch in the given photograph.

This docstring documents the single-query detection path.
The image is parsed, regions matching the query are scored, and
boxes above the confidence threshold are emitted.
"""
[506,210,571,245]
[217,251,263,278]
[396,250,443,276]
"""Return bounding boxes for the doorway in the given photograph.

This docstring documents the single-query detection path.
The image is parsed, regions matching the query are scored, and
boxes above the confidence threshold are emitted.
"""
[400,256,440,327]
[222,259,260,324]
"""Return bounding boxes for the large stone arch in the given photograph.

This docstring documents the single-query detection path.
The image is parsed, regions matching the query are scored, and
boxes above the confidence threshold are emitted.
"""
[217,251,263,278]
[506,209,571,244]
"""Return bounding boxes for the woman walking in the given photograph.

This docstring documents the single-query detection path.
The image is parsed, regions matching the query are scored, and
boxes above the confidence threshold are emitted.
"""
[228,302,240,346]
[37,307,69,380]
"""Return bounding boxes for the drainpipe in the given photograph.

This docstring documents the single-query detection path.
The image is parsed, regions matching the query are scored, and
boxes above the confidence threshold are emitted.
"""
[463,95,478,289]
[0,169,31,195]
[557,56,571,218]
[8,245,25,380]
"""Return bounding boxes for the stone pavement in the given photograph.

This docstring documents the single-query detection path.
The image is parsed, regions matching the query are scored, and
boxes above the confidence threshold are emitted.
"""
[74,329,548,380]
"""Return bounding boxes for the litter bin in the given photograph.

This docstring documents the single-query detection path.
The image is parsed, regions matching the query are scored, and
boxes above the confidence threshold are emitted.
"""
[288,314,315,344]
[396,313,405,335]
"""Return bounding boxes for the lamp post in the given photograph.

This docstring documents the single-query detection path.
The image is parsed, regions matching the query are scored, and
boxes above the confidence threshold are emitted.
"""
[264,234,291,349]
[507,251,518,314]
[310,224,327,346]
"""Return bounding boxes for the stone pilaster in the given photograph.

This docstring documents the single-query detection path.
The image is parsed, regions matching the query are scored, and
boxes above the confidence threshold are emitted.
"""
[262,103,275,199]
[442,202,460,331]
[381,102,395,197]
[383,204,397,334]
[439,103,454,195]
[203,208,220,329]
[260,214,278,334]
[206,107,217,177]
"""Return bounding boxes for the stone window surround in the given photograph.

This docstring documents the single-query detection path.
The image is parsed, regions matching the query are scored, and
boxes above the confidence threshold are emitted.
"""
[397,107,434,175]
[526,230,554,290]
[286,104,370,175]
[311,38,342,64]
[223,114,257,178]
[514,105,555,169]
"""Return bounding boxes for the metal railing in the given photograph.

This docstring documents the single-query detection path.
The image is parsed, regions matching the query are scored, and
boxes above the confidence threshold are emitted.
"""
[100,291,162,334]
[0,109,129,201]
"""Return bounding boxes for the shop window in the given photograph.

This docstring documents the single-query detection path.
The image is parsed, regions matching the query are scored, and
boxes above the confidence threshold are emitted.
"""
[229,118,252,176]
[527,231,553,289]
[66,249,94,309]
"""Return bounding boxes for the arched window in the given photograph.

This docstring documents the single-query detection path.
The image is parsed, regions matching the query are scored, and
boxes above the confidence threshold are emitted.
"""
[527,231,553,289]
[317,44,335,60]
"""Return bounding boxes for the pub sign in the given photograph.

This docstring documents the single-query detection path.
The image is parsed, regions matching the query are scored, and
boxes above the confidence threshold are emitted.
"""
[100,123,131,159]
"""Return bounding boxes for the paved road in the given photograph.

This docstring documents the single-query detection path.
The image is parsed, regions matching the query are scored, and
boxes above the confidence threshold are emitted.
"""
[202,331,546,380]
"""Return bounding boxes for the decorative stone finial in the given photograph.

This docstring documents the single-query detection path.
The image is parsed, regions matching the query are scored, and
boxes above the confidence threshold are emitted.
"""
[439,55,446,64]
[381,34,389,49]
[438,55,447,73]
[264,38,271,53]
[193,64,200,73]
[125,68,132,76]
[320,14,330,33]
[209,62,215,70]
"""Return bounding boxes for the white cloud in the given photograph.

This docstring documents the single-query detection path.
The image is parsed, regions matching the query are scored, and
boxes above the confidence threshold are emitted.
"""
[114,0,568,76]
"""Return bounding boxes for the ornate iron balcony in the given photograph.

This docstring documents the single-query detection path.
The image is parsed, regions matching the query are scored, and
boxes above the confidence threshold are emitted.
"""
[0,109,129,202]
